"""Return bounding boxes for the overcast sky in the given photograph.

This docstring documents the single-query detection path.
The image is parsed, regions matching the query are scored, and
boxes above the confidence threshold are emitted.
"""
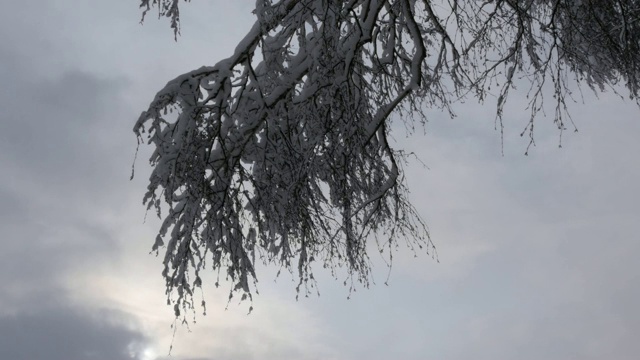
[1,1,639,359]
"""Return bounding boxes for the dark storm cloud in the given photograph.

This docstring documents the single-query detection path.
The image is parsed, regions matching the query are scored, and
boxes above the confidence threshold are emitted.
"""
[0,306,149,360]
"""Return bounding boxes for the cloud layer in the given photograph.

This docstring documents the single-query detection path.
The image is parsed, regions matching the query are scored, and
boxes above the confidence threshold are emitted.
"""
[1,1,639,359]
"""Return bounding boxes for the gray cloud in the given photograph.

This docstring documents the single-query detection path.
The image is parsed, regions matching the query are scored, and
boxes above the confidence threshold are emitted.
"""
[0,306,149,360]
[0,63,130,199]
[0,65,128,309]
[0,3,170,360]
[0,10,147,348]
[1,1,639,360]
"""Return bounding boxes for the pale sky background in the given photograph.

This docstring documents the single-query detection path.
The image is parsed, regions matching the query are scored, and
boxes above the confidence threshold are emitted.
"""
[1,1,639,359]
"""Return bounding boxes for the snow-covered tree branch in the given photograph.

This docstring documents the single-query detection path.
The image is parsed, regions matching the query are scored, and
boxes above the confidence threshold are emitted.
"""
[134,0,640,317]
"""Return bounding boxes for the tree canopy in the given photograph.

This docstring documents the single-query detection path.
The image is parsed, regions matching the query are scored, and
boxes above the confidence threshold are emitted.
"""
[134,0,640,317]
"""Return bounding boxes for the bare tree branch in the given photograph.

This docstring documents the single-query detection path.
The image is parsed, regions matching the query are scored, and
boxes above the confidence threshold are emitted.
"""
[135,0,640,318]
